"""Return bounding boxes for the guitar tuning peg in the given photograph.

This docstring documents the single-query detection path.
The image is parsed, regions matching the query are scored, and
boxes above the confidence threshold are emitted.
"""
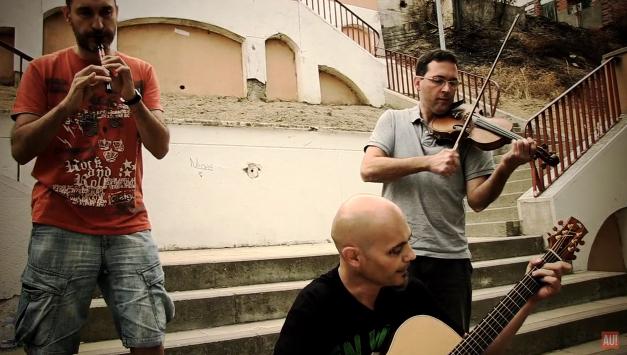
[552,226,558,231]
[579,240,585,245]
[557,220,564,226]
[572,255,577,260]
[575,248,580,252]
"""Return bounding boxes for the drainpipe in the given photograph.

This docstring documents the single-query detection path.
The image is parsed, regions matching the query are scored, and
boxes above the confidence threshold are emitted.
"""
[435,0,446,49]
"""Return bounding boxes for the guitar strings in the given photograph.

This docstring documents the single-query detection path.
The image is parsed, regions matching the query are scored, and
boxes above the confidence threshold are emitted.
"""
[450,228,578,355]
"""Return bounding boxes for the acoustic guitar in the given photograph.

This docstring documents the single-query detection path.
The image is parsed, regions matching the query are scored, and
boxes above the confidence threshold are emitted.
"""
[387,217,588,355]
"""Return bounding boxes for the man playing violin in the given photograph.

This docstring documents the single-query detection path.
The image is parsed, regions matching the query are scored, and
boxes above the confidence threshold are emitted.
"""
[360,49,536,333]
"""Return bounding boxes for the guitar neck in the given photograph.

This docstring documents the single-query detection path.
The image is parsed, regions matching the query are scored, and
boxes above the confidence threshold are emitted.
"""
[451,251,563,355]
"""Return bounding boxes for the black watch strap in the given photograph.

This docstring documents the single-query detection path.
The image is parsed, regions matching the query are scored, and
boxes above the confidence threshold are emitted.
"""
[121,89,142,106]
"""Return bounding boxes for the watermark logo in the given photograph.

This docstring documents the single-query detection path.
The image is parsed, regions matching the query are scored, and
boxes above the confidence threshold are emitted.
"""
[601,331,619,350]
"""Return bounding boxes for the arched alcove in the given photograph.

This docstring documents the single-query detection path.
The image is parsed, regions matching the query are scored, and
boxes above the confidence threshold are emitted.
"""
[265,35,298,101]
[118,18,245,97]
[43,8,74,55]
[0,27,15,85]
[318,66,367,105]
[588,208,627,272]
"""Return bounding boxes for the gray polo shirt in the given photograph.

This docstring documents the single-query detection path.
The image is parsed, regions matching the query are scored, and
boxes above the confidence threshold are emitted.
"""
[365,106,494,259]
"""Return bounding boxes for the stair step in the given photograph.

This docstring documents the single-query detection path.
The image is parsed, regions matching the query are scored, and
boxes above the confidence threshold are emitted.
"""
[79,319,283,355]
[471,254,539,290]
[509,167,532,181]
[468,235,544,261]
[157,235,541,292]
[542,332,627,354]
[84,253,557,342]
[466,206,519,223]
[160,244,338,291]
[82,280,307,343]
[79,293,627,355]
[509,296,627,354]
[466,191,523,210]
[466,220,521,238]
[471,271,627,326]
[503,178,532,194]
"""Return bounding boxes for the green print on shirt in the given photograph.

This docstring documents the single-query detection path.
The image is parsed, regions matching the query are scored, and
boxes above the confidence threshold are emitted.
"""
[331,326,391,355]
[369,327,389,350]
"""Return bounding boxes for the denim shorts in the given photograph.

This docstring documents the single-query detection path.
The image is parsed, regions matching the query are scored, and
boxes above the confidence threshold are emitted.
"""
[14,224,175,354]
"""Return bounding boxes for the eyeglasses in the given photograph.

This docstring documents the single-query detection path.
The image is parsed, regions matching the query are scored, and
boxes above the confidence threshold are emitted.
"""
[418,76,460,88]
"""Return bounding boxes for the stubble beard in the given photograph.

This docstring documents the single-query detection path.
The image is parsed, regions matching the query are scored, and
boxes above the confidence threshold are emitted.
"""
[71,23,115,53]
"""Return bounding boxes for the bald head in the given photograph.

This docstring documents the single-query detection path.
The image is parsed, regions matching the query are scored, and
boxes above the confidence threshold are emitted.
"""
[331,195,408,251]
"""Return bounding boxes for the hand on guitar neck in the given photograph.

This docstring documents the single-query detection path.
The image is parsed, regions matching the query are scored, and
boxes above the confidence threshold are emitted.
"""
[387,217,585,355]
[526,258,571,305]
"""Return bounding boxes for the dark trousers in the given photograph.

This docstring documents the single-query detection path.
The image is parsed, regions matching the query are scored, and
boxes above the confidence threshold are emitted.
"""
[408,256,473,333]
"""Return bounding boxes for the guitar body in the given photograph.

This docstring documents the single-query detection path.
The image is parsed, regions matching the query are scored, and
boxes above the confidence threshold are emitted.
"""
[387,315,462,355]
[386,217,587,355]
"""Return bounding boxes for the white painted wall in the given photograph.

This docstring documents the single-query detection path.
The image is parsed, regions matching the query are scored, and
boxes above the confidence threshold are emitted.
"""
[143,125,380,249]
[0,175,31,299]
[0,118,33,299]
[0,0,44,67]
[517,118,627,271]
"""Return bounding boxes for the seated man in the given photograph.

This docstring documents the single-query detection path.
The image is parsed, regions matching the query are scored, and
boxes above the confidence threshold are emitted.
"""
[273,195,570,355]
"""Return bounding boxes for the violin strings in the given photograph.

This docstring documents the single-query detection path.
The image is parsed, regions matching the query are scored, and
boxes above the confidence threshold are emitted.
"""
[474,116,522,141]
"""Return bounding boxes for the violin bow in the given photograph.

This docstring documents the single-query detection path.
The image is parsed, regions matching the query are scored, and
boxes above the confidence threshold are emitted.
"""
[452,14,520,151]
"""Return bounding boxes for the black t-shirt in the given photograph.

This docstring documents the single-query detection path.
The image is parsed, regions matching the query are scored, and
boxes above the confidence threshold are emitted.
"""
[274,267,463,355]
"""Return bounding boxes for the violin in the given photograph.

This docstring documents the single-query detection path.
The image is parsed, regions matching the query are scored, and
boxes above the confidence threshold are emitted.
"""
[428,107,560,167]
[436,13,559,168]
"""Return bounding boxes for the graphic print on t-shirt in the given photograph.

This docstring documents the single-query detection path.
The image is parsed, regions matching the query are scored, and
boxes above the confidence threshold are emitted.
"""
[330,325,391,355]
[52,93,137,209]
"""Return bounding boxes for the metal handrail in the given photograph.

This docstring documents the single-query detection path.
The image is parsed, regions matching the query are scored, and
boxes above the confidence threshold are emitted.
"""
[0,40,33,182]
[384,49,501,117]
[300,0,380,55]
[524,57,622,196]
[0,40,33,85]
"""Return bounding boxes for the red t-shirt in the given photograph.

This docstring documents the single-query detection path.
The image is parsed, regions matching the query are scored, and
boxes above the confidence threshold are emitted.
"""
[12,47,163,235]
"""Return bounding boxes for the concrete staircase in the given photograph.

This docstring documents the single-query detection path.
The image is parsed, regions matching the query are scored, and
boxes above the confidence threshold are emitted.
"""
[76,235,627,353]
[74,142,627,354]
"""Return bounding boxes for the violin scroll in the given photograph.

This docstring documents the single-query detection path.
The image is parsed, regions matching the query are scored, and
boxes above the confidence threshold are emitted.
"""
[534,144,560,168]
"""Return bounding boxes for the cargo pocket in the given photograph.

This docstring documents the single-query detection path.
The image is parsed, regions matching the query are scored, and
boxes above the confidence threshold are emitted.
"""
[139,262,175,330]
[14,264,69,347]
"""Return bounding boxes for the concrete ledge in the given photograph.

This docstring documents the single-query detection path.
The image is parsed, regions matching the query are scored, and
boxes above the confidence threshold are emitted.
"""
[383,88,417,109]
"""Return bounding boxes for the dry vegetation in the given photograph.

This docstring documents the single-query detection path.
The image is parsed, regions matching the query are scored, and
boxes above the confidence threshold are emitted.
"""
[404,10,627,118]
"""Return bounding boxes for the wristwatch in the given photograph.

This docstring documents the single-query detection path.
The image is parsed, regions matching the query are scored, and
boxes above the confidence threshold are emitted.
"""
[120,89,142,106]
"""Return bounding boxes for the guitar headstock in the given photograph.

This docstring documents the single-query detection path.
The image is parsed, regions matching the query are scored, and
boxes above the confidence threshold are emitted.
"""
[546,217,588,261]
